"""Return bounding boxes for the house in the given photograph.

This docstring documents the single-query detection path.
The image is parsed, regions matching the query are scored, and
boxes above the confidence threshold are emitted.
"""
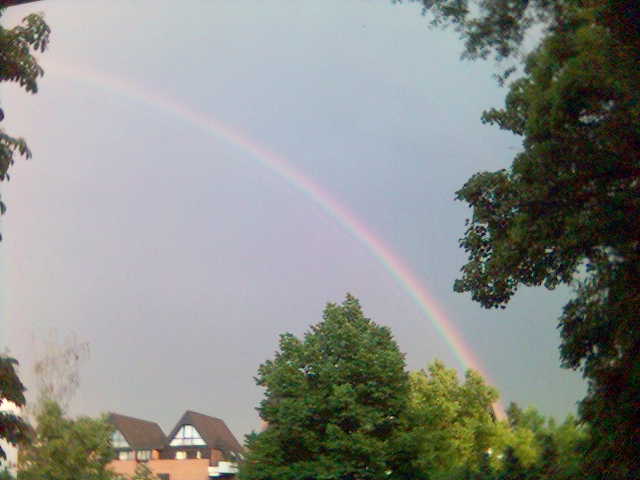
[108,411,242,480]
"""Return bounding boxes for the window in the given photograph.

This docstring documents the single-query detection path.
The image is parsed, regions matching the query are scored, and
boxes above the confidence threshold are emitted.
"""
[158,475,169,480]
[175,451,187,460]
[169,425,205,446]
[112,430,130,449]
[137,450,151,461]
[118,451,134,461]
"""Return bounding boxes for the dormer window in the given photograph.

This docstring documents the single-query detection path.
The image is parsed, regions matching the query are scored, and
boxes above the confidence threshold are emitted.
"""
[112,430,130,449]
[170,424,205,446]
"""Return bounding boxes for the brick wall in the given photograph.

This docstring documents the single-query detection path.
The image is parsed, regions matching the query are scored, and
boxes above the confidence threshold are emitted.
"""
[110,458,211,480]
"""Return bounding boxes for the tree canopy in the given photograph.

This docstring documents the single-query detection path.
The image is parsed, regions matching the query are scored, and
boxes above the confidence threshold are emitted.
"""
[17,400,117,480]
[401,1,639,476]
[404,360,499,477]
[240,294,417,480]
[0,6,49,468]
[238,296,588,480]
[403,365,585,480]
[0,6,50,232]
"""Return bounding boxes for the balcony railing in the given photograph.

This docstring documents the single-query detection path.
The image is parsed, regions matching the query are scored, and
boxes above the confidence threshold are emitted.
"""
[208,461,238,477]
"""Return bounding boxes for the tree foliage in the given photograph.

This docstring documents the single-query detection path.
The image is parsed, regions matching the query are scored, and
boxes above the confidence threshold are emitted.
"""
[404,368,585,480]
[0,7,50,231]
[0,357,29,461]
[0,6,50,468]
[240,295,417,480]
[400,1,639,476]
[405,360,499,477]
[239,301,585,480]
[471,403,583,480]
[384,361,585,480]
[17,400,117,480]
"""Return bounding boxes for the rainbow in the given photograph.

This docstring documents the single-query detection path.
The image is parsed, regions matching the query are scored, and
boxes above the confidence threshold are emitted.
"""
[46,61,504,417]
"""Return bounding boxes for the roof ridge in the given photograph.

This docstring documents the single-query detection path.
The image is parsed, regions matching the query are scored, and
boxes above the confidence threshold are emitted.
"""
[185,410,223,421]
[109,412,161,424]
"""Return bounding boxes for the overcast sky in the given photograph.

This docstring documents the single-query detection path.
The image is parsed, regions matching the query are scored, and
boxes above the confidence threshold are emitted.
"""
[1,0,585,440]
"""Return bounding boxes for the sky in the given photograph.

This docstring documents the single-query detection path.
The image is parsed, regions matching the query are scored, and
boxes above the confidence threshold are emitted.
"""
[1,0,585,441]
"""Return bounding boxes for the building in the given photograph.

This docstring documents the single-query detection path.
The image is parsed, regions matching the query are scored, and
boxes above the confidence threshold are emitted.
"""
[108,410,243,480]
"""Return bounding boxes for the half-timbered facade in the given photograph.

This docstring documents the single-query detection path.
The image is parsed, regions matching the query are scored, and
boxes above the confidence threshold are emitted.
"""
[108,411,242,480]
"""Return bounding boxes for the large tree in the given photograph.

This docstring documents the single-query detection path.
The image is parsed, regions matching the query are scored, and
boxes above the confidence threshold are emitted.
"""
[0,0,49,440]
[240,295,417,480]
[401,1,639,477]
[0,7,49,462]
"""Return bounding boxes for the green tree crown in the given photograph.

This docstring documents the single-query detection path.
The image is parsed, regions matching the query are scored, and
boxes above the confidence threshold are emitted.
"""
[241,294,416,480]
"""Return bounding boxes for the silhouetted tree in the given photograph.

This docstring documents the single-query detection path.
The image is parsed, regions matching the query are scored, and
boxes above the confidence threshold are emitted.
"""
[396,1,640,476]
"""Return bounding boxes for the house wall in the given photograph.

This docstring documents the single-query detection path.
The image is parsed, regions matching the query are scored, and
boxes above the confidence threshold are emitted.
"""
[159,446,211,460]
[110,458,211,480]
[109,449,228,480]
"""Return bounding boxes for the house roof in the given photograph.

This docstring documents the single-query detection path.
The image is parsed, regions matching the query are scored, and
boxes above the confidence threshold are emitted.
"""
[107,413,167,450]
[2,1,45,6]
[167,410,243,455]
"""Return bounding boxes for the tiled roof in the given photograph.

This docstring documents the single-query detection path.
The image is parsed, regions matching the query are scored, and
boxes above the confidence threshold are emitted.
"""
[167,410,243,455]
[107,413,167,450]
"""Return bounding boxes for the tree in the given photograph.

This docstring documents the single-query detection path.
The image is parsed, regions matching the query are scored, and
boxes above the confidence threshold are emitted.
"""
[405,360,499,477]
[16,336,113,480]
[498,447,527,480]
[551,415,585,479]
[239,294,417,480]
[0,357,29,461]
[32,333,89,410]
[403,363,588,480]
[535,434,560,480]
[505,404,544,436]
[400,1,639,476]
[17,399,117,480]
[500,405,586,480]
[0,7,50,235]
[0,5,49,467]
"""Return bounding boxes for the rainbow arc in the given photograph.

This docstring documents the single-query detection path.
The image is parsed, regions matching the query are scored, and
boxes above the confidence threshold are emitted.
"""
[47,61,504,417]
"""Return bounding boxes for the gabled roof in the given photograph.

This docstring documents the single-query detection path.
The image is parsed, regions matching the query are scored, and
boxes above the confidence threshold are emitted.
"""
[107,413,167,450]
[2,1,45,6]
[167,410,243,455]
